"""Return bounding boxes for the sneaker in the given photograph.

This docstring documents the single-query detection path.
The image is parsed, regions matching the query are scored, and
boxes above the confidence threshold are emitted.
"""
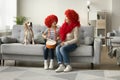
[55,64,65,72]
[44,60,48,70]
[64,65,72,72]
[49,59,54,69]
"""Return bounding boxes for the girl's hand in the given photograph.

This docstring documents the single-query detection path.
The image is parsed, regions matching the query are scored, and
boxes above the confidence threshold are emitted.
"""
[42,34,47,39]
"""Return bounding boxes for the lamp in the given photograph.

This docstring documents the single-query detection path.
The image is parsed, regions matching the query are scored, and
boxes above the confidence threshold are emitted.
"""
[87,0,91,5]
[87,0,91,25]
[87,0,91,11]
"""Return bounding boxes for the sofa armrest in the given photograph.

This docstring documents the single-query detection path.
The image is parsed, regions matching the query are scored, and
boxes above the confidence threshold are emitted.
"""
[93,38,102,64]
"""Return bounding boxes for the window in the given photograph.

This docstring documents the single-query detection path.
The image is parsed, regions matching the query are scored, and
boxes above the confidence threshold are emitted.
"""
[0,0,17,31]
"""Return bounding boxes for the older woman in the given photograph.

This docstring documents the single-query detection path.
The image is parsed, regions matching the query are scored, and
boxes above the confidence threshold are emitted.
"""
[55,9,80,72]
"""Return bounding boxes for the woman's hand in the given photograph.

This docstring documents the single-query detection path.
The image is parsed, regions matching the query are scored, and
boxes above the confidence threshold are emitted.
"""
[60,42,64,46]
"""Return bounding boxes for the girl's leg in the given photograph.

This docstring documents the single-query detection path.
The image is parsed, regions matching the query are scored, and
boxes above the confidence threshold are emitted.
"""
[49,49,55,69]
[50,49,55,59]
[43,46,49,70]
[43,46,49,60]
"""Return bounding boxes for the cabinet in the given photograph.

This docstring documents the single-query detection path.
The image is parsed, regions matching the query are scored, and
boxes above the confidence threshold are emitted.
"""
[89,11,107,45]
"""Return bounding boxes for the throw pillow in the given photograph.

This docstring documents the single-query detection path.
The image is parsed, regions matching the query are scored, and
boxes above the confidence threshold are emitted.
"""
[34,33,45,44]
[1,36,17,43]
[84,36,93,45]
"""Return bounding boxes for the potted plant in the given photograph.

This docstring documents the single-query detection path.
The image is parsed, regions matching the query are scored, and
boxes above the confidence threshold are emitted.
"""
[14,16,28,25]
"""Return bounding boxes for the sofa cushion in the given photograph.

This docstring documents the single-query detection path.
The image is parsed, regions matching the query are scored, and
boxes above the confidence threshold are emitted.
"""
[12,25,24,43]
[1,36,17,43]
[70,45,93,57]
[32,25,46,34]
[84,36,93,45]
[33,25,46,44]
[111,37,120,43]
[12,25,46,43]
[1,43,44,56]
[34,33,45,44]
[79,26,94,44]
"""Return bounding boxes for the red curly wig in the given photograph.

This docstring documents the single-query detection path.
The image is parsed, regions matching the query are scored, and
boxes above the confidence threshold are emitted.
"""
[44,14,58,28]
[65,9,79,22]
[59,9,80,41]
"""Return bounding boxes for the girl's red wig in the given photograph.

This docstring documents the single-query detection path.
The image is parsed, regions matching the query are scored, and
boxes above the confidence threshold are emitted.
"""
[44,14,58,28]
[65,9,79,22]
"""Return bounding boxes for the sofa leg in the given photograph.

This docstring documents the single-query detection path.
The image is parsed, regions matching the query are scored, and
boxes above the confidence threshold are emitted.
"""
[0,60,1,65]
[91,63,94,69]
[15,60,17,66]
[3,60,5,66]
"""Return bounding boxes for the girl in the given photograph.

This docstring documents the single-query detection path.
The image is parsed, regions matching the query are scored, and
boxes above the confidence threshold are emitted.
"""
[42,14,59,70]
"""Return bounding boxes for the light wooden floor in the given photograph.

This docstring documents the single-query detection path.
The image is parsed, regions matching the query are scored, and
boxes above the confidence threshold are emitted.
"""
[1,46,120,70]
[99,46,120,70]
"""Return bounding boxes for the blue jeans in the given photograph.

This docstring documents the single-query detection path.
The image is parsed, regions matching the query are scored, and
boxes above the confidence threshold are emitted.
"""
[56,44,77,65]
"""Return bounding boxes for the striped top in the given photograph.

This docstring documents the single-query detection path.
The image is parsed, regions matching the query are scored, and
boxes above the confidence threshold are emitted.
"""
[44,28,59,41]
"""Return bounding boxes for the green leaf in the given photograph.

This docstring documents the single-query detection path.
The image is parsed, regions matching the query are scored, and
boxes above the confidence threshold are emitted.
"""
[14,16,28,25]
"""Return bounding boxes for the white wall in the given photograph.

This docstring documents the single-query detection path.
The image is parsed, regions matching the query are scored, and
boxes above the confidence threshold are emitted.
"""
[17,0,111,26]
[0,0,17,30]
[112,0,120,30]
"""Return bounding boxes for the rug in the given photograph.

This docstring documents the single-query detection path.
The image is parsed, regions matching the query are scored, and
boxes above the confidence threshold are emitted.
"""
[0,66,120,80]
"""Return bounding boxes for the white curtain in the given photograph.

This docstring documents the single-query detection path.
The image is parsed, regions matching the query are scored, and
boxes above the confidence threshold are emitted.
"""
[0,0,17,31]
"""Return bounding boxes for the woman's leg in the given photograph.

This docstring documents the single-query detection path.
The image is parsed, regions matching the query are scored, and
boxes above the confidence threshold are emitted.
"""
[60,44,77,65]
[56,45,63,64]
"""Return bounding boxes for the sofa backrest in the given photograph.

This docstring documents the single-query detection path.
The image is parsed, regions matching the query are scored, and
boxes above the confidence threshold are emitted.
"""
[12,25,46,43]
[12,25,94,44]
[80,26,94,44]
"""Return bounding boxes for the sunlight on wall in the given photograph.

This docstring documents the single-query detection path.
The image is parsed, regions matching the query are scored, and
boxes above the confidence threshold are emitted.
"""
[0,0,17,31]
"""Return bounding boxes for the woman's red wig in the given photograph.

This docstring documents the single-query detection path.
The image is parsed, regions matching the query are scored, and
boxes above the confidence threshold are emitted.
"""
[65,9,79,22]
[44,14,58,28]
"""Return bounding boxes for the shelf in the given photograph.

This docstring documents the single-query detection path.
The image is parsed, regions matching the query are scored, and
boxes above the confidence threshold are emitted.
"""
[96,27,106,29]
[89,11,107,45]
[96,19,106,28]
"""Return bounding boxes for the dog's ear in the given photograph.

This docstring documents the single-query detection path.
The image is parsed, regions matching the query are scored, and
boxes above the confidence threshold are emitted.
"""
[30,22,32,27]
[24,22,28,29]
[27,22,32,28]
[24,22,27,26]
[24,21,33,29]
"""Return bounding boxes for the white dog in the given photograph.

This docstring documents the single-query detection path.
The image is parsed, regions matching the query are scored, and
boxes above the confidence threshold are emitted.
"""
[23,22,35,45]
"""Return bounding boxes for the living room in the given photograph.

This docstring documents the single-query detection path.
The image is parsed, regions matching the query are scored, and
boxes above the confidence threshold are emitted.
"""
[0,0,120,80]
